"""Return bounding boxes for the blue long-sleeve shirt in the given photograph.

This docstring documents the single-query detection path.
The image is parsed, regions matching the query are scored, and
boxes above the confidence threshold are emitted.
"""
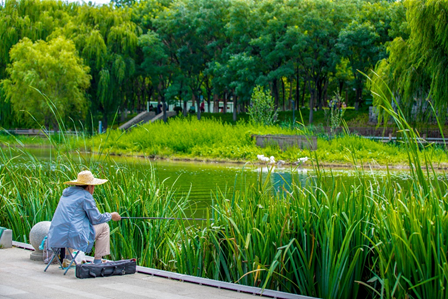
[47,186,111,253]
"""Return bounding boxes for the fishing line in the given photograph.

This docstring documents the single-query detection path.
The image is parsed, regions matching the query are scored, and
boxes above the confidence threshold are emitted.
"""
[121,216,211,221]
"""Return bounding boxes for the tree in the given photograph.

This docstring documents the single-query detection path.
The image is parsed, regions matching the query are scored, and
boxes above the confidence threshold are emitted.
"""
[248,0,295,109]
[337,21,381,110]
[2,36,91,128]
[0,0,78,127]
[337,1,392,110]
[374,0,448,121]
[58,4,140,129]
[248,86,277,126]
[294,0,353,123]
[153,0,229,120]
[138,30,174,122]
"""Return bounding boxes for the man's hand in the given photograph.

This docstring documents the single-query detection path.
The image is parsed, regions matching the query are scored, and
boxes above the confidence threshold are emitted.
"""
[111,212,121,221]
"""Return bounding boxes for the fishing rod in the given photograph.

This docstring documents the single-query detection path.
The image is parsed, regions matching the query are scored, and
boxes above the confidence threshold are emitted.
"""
[121,216,212,221]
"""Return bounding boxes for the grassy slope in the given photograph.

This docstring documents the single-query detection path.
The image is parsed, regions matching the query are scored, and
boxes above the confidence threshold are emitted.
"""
[3,111,447,167]
[85,117,448,167]
[115,108,368,128]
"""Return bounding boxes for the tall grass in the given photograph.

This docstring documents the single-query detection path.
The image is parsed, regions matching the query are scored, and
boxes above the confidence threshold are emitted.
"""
[83,117,298,160]
[79,116,448,166]
[1,81,448,298]
[3,142,446,298]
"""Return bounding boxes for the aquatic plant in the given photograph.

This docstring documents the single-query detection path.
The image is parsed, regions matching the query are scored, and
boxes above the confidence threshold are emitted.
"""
[1,79,448,298]
[78,116,448,166]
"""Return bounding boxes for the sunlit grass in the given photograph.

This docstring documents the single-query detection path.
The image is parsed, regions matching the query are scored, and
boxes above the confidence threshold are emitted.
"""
[1,81,448,298]
[79,116,448,166]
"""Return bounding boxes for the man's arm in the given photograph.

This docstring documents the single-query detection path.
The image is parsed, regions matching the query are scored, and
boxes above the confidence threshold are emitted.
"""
[83,195,112,225]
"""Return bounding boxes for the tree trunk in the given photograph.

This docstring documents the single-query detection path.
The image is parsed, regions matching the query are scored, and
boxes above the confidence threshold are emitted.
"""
[281,78,286,111]
[162,99,167,123]
[355,83,363,111]
[316,80,323,110]
[339,80,344,96]
[345,86,349,105]
[142,78,147,111]
[323,78,329,107]
[309,90,314,124]
[183,100,187,116]
[136,78,141,111]
[272,79,279,109]
[223,94,227,114]
[213,94,219,113]
[296,66,300,109]
[301,78,306,108]
[233,96,237,122]
[196,94,201,120]
[102,115,108,131]
[288,78,292,110]
[147,86,153,111]
[207,95,211,113]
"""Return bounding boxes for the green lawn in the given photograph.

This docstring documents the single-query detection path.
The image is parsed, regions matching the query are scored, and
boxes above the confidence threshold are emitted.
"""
[83,117,448,166]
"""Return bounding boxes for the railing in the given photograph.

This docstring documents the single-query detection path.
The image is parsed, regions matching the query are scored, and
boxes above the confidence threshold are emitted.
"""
[2,129,80,136]
[363,135,448,144]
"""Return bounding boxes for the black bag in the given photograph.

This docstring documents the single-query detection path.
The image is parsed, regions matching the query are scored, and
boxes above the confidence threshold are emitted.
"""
[75,259,137,279]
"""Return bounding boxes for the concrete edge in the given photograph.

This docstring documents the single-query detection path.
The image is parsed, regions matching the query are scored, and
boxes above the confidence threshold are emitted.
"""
[0,229,12,249]
[12,241,319,299]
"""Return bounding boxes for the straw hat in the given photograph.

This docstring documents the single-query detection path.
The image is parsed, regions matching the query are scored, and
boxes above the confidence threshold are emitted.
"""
[64,170,108,186]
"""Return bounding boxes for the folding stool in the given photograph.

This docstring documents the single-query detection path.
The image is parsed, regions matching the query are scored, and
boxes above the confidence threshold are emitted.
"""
[44,247,81,275]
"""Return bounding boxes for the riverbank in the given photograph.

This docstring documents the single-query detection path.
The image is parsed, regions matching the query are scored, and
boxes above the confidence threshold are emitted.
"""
[2,117,448,168]
[78,117,448,167]
[97,151,448,170]
[5,143,448,169]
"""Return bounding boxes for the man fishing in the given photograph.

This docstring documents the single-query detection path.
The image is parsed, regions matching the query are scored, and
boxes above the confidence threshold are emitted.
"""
[47,170,121,264]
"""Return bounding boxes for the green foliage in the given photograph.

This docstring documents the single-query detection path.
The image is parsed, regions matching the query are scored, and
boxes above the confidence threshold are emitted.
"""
[84,117,296,160]
[373,0,448,121]
[327,93,346,136]
[335,0,393,110]
[0,0,410,130]
[2,36,90,128]
[2,106,448,298]
[247,86,278,126]
[76,116,448,166]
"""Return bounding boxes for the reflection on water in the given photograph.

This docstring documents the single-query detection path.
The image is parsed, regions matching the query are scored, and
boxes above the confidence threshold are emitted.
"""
[8,146,439,217]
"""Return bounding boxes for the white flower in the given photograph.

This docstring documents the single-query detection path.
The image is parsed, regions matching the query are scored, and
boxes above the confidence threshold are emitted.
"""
[298,157,309,163]
[257,155,270,162]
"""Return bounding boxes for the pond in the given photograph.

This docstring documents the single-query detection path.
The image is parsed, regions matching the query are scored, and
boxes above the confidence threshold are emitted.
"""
[13,147,422,218]
[6,146,448,298]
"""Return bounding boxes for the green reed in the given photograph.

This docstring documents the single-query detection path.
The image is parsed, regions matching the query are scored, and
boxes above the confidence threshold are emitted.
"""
[1,82,448,298]
[80,116,448,166]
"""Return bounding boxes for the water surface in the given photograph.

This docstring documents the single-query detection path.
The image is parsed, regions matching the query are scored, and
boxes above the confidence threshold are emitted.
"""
[11,147,438,217]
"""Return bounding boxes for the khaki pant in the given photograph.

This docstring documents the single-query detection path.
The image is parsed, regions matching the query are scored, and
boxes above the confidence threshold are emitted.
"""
[93,223,110,257]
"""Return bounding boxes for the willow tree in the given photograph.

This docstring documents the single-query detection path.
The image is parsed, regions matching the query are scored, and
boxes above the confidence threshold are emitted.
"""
[0,0,77,127]
[374,0,448,121]
[51,4,140,130]
[2,36,90,129]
